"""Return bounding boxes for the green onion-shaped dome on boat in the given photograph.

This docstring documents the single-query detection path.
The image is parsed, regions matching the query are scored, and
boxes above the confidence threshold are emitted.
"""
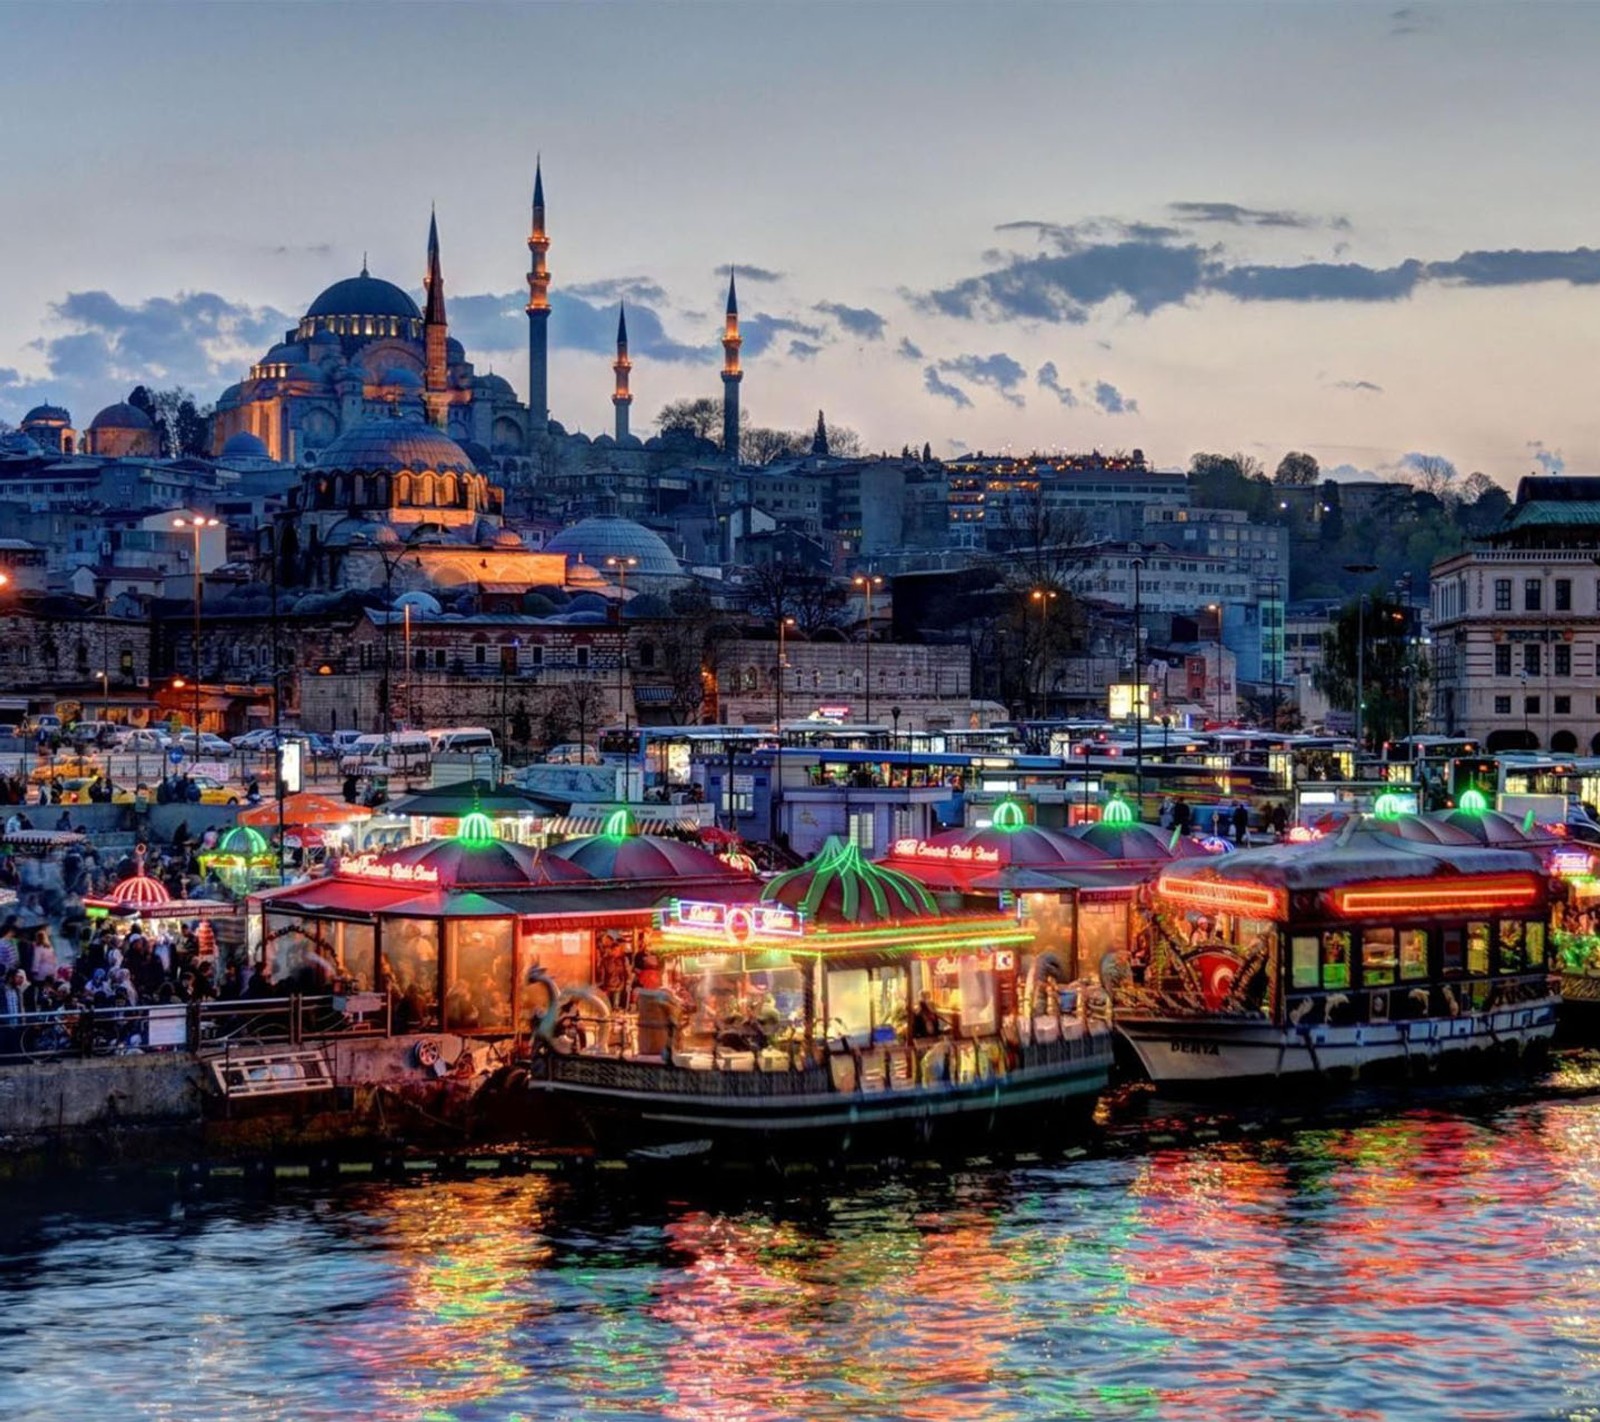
[761,836,938,925]
[548,810,748,881]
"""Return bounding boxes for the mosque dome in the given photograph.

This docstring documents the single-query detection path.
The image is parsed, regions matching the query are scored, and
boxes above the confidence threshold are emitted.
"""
[380,367,423,390]
[89,402,154,432]
[315,415,476,476]
[220,431,271,460]
[479,373,515,397]
[305,272,421,322]
[445,337,465,363]
[291,363,328,384]
[543,514,682,578]
[21,403,70,425]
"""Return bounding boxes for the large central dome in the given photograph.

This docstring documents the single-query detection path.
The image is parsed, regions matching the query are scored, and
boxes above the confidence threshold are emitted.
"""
[306,272,421,322]
[315,415,476,475]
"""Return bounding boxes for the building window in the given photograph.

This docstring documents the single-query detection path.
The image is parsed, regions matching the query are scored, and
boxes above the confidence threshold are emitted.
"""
[576,647,590,668]
[1525,578,1543,612]
[1556,695,1572,715]
[1495,696,1512,715]
[1495,579,1512,611]
[530,646,543,667]
[1524,643,1541,677]
[434,650,446,669]
[1495,645,1512,676]
[1526,695,1541,715]
[1556,644,1572,677]
[1556,578,1573,612]
[475,644,487,666]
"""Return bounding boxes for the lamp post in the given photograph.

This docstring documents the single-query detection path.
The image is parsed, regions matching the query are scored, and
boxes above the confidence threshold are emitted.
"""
[1205,602,1221,725]
[1131,556,1144,819]
[853,573,884,727]
[1344,563,1378,754]
[771,615,795,847]
[1030,587,1058,720]
[606,555,638,754]
[500,638,520,781]
[173,515,220,748]
[1261,574,1282,732]
[403,602,413,729]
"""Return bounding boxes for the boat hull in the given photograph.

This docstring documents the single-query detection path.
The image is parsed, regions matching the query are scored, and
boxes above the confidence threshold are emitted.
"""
[526,1028,1113,1155]
[1117,1001,1558,1085]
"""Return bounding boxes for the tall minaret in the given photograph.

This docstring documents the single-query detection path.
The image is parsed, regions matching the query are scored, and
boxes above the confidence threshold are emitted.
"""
[612,302,633,442]
[721,267,742,463]
[526,160,551,439]
[422,207,449,428]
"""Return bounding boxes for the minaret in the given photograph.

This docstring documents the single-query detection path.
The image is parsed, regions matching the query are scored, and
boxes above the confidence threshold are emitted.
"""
[721,267,742,463]
[612,302,633,442]
[526,160,551,439]
[422,207,450,429]
[812,409,829,457]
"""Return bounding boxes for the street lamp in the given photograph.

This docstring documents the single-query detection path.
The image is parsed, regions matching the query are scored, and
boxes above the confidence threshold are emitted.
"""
[606,555,639,746]
[772,615,795,847]
[1131,557,1144,819]
[1205,603,1221,725]
[173,515,221,749]
[1030,587,1058,719]
[403,602,414,729]
[853,573,884,727]
[1344,563,1378,753]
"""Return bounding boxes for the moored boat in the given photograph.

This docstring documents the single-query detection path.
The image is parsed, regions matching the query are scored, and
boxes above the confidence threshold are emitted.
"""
[523,837,1114,1154]
[1111,808,1559,1086]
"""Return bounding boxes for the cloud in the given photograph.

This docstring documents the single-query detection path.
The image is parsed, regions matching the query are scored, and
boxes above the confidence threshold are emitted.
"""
[918,220,1600,324]
[1529,440,1566,476]
[1324,462,1382,482]
[814,300,886,341]
[938,352,1027,406]
[1390,6,1439,35]
[1335,378,1384,393]
[567,276,670,305]
[446,289,709,364]
[740,313,824,359]
[946,439,970,455]
[1092,380,1138,415]
[1168,201,1350,232]
[725,266,784,284]
[923,365,972,409]
[897,336,924,361]
[1036,361,1077,407]
[787,340,821,361]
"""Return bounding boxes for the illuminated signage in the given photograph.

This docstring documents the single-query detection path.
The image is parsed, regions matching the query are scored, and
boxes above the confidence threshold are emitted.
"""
[1333,875,1541,916]
[889,838,1002,864]
[1549,849,1594,879]
[1156,874,1286,918]
[668,899,804,938]
[1108,683,1151,720]
[339,855,440,885]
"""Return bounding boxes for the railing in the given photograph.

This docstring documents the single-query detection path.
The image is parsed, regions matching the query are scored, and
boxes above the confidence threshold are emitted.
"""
[0,991,392,1065]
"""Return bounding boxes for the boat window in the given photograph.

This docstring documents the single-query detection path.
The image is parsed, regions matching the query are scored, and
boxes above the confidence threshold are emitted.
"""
[1291,935,1319,988]
[339,921,376,991]
[871,967,907,1043]
[1496,921,1525,975]
[1442,927,1463,977]
[1361,928,1397,987]
[1467,922,1491,976]
[445,918,513,1032]
[827,967,872,1046]
[958,958,997,1036]
[1398,929,1428,981]
[1321,930,1351,989]
[1527,921,1547,968]
[382,918,439,1030]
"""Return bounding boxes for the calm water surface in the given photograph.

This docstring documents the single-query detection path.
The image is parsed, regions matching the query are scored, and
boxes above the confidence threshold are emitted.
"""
[7,1093,1600,1421]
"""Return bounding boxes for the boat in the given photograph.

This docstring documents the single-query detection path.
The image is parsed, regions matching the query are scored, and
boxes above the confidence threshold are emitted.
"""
[1110,803,1560,1086]
[521,837,1114,1155]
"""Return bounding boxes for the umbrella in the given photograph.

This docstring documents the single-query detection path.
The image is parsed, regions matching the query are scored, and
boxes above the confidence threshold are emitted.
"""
[239,793,373,828]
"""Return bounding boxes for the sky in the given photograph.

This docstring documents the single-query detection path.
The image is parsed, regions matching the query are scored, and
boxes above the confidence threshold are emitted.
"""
[2,0,1600,486]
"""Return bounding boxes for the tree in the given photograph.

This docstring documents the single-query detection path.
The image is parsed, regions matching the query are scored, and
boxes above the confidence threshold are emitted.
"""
[510,701,532,749]
[738,561,847,636]
[822,423,864,458]
[743,425,807,465]
[654,397,722,443]
[151,386,213,458]
[1458,471,1497,504]
[1314,593,1427,749]
[1274,451,1320,486]
[1401,453,1459,504]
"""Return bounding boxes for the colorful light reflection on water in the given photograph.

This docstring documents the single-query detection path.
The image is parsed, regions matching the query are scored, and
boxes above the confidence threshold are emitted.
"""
[8,1101,1600,1420]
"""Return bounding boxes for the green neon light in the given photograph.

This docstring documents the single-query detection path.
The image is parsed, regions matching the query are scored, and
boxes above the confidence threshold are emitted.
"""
[992,800,1026,832]
[761,835,937,920]
[457,810,496,845]
[1102,796,1134,826]
[1373,792,1406,820]
[219,825,270,855]
[603,808,633,840]
[1458,788,1489,815]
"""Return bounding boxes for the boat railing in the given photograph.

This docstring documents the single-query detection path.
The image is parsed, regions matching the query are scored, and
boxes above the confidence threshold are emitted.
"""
[1282,971,1557,1030]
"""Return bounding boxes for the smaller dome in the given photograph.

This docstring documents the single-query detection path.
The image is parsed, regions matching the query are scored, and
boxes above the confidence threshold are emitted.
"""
[314,414,476,476]
[89,402,154,431]
[291,363,328,383]
[480,373,515,396]
[21,403,70,425]
[446,337,466,362]
[394,590,442,615]
[543,514,682,579]
[309,327,341,347]
[380,367,423,390]
[220,432,271,460]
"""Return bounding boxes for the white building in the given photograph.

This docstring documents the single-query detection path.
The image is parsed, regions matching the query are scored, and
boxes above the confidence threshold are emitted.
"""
[1430,476,1600,755]
[1074,542,1255,616]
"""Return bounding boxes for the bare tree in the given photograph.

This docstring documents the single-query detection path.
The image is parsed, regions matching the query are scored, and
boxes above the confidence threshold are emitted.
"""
[743,426,807,465]
[1400,453,1459,503]
[654,397,722,442]
[1274,451,1320,486]
[738,562,847,635]
[1458,471,1498,503]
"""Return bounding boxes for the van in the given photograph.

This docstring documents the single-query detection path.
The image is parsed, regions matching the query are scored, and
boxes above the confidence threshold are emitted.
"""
[339,731,432,776]
[428,727,497,755]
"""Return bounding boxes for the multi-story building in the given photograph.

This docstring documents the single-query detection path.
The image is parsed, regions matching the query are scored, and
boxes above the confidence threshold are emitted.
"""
[1073,542,1255,616]
[1430,475,1600,754]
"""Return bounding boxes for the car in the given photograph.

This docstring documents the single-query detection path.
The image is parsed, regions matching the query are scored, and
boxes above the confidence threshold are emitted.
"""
[544,743,603,765]
[170,731,234,758]
[113,728,171,754]
[26,714,61,738]
[67,720,120,748]
[185,773,241,805]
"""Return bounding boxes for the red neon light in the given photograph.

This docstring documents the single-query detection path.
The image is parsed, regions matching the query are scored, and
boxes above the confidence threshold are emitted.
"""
[1157,875,1285,918]
[1333,875,1541,916]
[889,838,1001,865]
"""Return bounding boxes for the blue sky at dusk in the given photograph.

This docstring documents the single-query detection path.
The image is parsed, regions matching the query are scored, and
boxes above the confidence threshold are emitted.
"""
[3,0,1600,484]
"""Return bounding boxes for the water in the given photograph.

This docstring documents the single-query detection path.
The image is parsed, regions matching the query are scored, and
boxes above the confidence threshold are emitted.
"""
[7,1093,1600,1420]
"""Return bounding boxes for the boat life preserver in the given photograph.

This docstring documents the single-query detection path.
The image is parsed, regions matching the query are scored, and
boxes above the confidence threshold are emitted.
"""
[413,1038,441,1069]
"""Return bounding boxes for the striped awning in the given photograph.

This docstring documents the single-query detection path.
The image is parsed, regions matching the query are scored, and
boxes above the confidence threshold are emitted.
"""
[541,814,699,836]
